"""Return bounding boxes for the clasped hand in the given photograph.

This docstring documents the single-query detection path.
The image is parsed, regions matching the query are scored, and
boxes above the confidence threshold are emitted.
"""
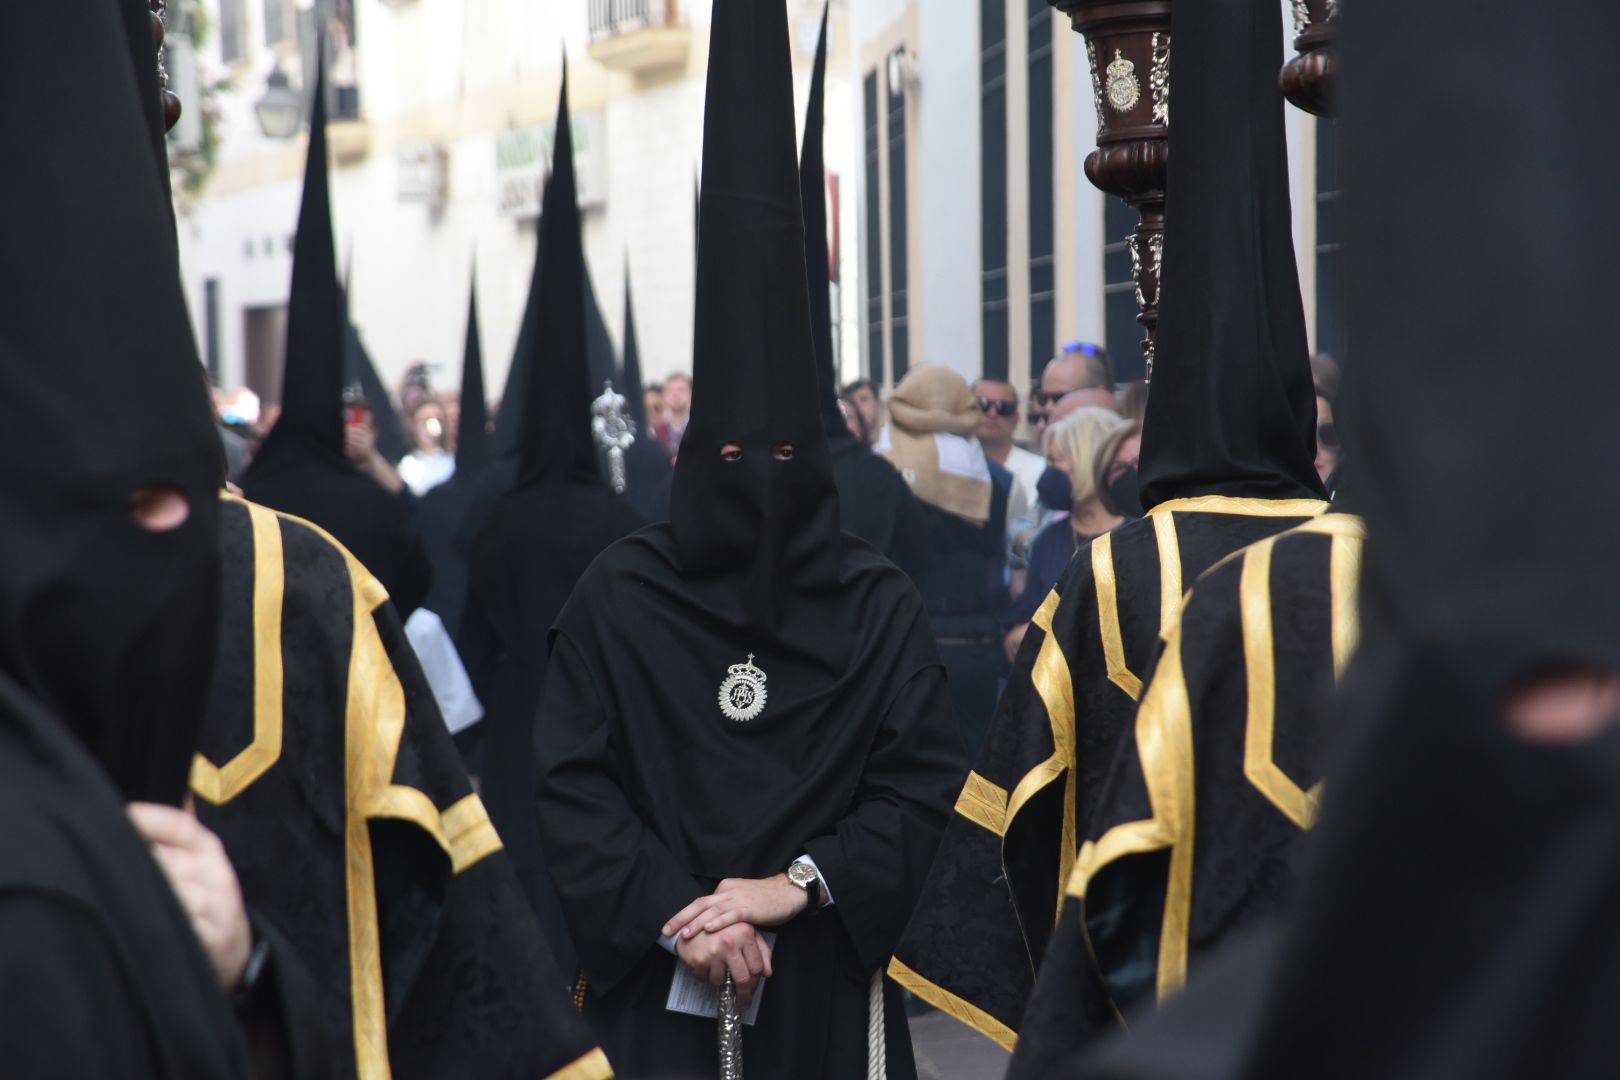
[662,875,809,1007]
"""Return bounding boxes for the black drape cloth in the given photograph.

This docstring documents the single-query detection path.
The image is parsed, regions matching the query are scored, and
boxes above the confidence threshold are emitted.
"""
[1062,0,1620,1076]
[537,528,964,1076]
[0,672,249,1076]
[1011,514,1364,1076]
[195,497,609,1080]
[890,497,1325,1048]
[239,56,431,618]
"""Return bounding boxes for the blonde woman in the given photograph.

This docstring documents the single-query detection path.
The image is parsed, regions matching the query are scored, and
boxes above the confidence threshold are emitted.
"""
[1003,408,1137,660]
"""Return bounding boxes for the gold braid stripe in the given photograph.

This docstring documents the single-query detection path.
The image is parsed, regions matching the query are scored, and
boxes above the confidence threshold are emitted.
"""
[544,1048,615,1080]
[1150,511,1184,640]
[953,772,1011,837]
[442,794,503,874]
[192,498,285,805]
[1002,591,1080,921]
[1092,535,1142,700]
[887,957,1019,1052]
[1240,538,1320,831]
[1148,495,1330,518]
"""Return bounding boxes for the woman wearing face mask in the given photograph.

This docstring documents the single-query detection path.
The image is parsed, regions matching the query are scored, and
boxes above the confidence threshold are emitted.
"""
[1003,409,1138,661]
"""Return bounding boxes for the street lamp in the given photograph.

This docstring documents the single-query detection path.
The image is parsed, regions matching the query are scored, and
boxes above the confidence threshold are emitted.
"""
[255,67,303,139]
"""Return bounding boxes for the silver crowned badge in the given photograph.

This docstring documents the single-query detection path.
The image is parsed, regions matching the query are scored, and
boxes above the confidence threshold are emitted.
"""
[718,654,768,722]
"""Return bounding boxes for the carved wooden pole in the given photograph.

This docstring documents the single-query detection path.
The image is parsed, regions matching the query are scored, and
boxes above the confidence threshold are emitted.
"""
[1280,0,1340,116]
[1051,1,1171,379]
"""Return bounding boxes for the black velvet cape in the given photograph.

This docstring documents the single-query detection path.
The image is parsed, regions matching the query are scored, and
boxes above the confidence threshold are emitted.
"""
[195,496,609,1080]
[536,527,965,1077]
[1010,514,1364,1076]
[890,496,1325,1049]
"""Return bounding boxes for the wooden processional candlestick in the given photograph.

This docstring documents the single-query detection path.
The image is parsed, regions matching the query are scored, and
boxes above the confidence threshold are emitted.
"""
[1051,1,1172,380]
[1280,0,1340,117]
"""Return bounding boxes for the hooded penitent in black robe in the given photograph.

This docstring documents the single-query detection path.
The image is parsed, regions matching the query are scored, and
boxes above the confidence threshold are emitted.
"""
[462,75,645,979]
[344,287,410,466]
[890,0,1328,1048]
[416,277,491,633]
[620,269,676,521]
[1009,512,1364,1077]
[799,6,929,576]
[1065,3,1620,1076]
[0,3,250,1070]
[239,64,432,618]
[196,494,611,1080]
[533,4,966,1075]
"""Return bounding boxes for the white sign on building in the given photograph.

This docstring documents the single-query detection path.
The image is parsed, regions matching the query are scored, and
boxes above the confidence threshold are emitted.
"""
[495,112,607,219]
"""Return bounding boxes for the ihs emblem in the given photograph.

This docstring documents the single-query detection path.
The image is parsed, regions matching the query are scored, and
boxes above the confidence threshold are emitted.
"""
[1105,49,1141,112]
[718,653,768,723]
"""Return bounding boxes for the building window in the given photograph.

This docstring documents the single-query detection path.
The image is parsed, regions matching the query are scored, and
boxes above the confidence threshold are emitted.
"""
[1315,119,1346,361]
[1026,0,1055,388]
[887,51,910,383]
[980,0,1009,382]
[219,0,245,63]
[863,70,884,387]
[1103,196,1144,382]
[263,0,291,46]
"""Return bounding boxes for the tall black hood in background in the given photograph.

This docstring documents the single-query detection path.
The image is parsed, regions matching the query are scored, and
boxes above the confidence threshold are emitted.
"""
[798,3,845,442]
[1136,0,1324,510]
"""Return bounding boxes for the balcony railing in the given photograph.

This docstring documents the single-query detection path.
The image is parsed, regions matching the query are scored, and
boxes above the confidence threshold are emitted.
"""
[588,0,679,41]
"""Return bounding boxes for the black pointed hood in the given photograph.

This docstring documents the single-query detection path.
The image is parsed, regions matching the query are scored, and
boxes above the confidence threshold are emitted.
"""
[1136,0,1325,510]
[248,54,348,475]
[622,264,650,431]
[0,0,223,804]
[799,3,845,442]
[585,267,619,398]
[672,0,839,603]
[457,273,491,475]
[516,72,600,491]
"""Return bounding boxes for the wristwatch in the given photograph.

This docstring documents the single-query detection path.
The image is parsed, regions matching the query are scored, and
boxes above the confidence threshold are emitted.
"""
[786,858,824,912]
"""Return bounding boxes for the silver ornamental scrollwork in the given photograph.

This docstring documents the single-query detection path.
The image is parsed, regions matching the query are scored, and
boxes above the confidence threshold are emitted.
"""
[153,0,170,88]
[1150,33,1170,127]
[1325,0,1340,20]
[1126,234,1145,310]
[719,973,745,1080]
[1143,338,1156,385]
[1147,231,1164,309]
[1086,41,1106,132]
[1291,0,1312,37]
[590,381,637,495]
[1105,50,1141,113]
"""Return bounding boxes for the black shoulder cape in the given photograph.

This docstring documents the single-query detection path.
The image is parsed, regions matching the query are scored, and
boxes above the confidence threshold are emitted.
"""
[196,496,609,1080]
[1010,514,1364,1074]
[891,496,1326,1047]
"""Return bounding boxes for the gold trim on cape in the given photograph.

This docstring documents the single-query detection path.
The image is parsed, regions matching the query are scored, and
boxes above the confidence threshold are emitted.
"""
[1092,535,1143,700]
[544,1047,615,1080]
[192,499,286,805]
[1148,495,1330,518]
[442,793,503,874]
[1002,592,1080,920]
[886,957,1019,1052]
[1240,538,1321,830]
[953,772,1011,837]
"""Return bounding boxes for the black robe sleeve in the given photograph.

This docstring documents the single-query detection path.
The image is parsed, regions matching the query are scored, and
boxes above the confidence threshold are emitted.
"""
[803,665,965,973]
[0,895,163,1078]
[536,631,711,992]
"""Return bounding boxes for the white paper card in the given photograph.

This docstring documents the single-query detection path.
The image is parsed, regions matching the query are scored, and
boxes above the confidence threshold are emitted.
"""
[664,932,776,1027]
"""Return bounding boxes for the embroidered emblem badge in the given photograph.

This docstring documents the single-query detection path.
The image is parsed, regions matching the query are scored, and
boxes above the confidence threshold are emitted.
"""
[1105,49,1141,112]
[718,654,768,723]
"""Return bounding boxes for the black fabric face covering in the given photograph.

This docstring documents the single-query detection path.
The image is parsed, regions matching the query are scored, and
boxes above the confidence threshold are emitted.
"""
[1037,466,1075,512]
[1106,466,1144,519]
[0,0,223,805]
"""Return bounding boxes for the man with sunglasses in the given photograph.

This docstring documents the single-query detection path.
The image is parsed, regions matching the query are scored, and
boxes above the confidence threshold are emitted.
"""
[1029,343,1114,439]
[973,379,1047,515]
